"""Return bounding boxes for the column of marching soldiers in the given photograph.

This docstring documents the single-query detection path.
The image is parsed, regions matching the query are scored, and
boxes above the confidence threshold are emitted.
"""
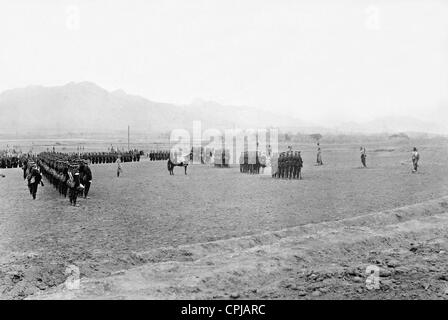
[19,150,143,205]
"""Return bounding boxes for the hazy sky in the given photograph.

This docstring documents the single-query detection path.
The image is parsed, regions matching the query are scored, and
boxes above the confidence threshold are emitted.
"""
[0,0,447,126]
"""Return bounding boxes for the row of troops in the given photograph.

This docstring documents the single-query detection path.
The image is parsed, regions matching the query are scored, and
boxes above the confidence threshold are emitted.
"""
[22,152,93,206]
[271,151,303,179]
[150,148,225,165]
[148,150,170,161]
[81,152,141,164]
[0,156,20,169]
[239,151,267,174]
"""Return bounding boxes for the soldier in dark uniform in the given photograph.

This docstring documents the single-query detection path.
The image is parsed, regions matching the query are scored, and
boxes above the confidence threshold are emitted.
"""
[22,158,28,179]
[278,153,284,178]
[317,147,323,166]
[80,161,92,198]
[360,147,367,168]
[28,165,44,200]
[68,166,81,206]
[284,151,290,179]
[411,147,419,172]
[61,163,69,198]
[291,152,297,179]
[289,152,295,179]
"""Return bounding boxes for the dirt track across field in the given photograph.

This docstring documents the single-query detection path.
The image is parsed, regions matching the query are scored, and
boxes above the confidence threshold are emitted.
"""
[32,196,448,300]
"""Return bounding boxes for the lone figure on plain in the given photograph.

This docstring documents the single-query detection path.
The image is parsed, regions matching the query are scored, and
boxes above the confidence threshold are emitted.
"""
[412,147,420,173]
[360,147,367,168]
[116,158,122,177]
[316,147,323,165]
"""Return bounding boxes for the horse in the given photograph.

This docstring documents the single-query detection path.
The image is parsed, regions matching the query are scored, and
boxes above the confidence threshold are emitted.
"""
[167,159,188,175]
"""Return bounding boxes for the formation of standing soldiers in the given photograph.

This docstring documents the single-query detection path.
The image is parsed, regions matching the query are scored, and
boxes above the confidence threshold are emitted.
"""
[0,156,20,168]
[82,151,140,164]
[239,151,266,174]
[148,150,170,161]
[273,151,303,179]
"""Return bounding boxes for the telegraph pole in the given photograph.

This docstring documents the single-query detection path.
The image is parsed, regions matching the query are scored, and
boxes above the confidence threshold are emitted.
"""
[128,125,130,151]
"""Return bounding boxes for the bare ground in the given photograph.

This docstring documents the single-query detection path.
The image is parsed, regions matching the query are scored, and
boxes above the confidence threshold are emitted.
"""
[31,196,448,300]
[1,140,448,299]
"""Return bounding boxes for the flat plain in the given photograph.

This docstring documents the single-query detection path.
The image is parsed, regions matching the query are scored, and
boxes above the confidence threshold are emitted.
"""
[1,138,448,299]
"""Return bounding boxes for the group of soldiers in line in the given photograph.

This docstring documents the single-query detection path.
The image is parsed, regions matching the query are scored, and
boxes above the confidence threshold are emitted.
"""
[81,151,141,164]
[0,156,20,169]
[20,152,93,206]
[239,151,267,174]
[272,151,304,179]
[148,150,170,161]
[150,148,228,165]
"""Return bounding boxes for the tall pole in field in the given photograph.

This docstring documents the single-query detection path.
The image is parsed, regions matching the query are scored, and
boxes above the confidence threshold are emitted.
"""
[128,125,130,151]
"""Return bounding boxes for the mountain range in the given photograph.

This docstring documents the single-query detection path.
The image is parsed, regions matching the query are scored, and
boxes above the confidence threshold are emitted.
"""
[0,82,312,136]
[0,82,446,137]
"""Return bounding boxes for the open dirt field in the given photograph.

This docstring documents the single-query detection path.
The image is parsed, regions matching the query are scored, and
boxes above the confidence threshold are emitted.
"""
[1,139,448,299]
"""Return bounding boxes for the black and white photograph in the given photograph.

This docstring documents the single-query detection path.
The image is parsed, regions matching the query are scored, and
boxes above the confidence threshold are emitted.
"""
[1,0,448,307]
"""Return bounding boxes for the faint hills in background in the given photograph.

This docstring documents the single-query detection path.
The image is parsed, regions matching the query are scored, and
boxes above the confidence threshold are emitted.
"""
[334,116,448,136]
[0,82,446,138]
[0,82,311,137]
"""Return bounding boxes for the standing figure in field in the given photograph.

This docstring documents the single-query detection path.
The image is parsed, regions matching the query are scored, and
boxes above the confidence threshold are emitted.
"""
[116,158,122,177]
[297,151,303,180]
[68,170,81,206]
[412,147,419,173]
[292,152,299,179]
[271,153,278,178]
[280,152,286,178]
[61,165,69,198]
[360,147,367,168]
[240,152,244,172]
[22,158,28,180]
[27,165,44,200]
[259,152,267,174]
[288,151,295,179]
[316,147,323,166]
[287,151,294,179]
[80,161,92,198]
